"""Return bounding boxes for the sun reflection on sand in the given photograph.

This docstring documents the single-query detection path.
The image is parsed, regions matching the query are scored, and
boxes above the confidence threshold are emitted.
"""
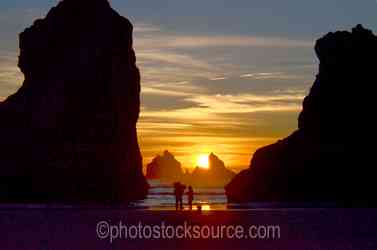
[190,204,211,211]
[200,204,211,211]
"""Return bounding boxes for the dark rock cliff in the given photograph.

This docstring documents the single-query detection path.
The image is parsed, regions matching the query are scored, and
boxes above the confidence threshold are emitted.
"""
[0,0,148,203]
[226,25,376,206]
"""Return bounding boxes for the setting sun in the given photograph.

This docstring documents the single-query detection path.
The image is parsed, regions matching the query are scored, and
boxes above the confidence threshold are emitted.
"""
[197,154,209,169]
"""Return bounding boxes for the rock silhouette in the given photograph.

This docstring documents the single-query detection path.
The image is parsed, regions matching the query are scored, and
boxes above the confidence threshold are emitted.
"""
[0,0,148,203]
[146,151,184,181]
[146,151,235,187]
[226,25,376,206]
[188,153,236,187]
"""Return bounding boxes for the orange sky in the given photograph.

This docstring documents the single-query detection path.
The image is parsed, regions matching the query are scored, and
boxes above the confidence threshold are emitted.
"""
[137,109,301,173]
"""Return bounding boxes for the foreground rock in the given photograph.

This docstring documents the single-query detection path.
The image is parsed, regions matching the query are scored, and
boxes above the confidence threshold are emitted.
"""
[226,25,376,206]
[0,0,148,203]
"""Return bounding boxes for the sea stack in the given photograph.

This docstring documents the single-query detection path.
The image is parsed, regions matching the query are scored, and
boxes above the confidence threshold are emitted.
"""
[226,25,377,206]
[189,153,236,187]
[145,151,184,181]
[0,0,149,203]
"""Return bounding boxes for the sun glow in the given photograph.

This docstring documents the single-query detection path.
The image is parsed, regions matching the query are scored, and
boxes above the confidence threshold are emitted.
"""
[197,154,209,169]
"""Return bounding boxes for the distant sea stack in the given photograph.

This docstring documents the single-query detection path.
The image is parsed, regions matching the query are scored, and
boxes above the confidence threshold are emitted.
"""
[0,0,149,203]
[146,151,184,181]
[146,151,235,188]
[189,153,236,187]
[226,25,376,206]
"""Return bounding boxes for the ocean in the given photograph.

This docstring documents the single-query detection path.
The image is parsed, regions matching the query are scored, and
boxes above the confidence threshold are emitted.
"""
[131,180,228,210]
[130,180,337,210]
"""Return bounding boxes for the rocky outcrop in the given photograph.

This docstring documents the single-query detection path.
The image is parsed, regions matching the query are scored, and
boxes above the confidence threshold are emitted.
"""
[146,151,235,187]
[0,0,148,203]
[188,153,236,187]
[226,25,376,206]
[146,151,184,181]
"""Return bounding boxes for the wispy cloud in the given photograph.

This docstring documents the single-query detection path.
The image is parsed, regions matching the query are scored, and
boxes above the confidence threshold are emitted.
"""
[240,72,283,78]
[141,91,304,122]
[133,23,161,33]
[186,92,304,114]
[142,86,195,97]
[138,51,214,71]
[135,34,313,50]
[210,77,227,81]
[239,72,302,80]
[137,48,224,87]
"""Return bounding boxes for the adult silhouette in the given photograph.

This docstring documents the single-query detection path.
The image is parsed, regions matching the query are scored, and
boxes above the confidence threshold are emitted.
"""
[173,182,186,210]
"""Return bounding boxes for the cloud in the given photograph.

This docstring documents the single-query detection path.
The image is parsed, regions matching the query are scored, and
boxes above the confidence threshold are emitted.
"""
[133,23,161,33]
[186,92,304,114]
[210,77,227,81]
[135,34,314,50]
[240,72,283,78]
[239,72,302,80]
[142,87,193,97]
[140,90,304,124]
[168,35,313,48]
[240,73,255,78]
[138,51,214,71]
[132,23,315,106]
[137,49,225,88]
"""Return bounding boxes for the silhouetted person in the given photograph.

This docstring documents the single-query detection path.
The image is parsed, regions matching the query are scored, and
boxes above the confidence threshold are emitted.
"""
[197,205,202,213]
[187,186,194,210]
[173,182,185,210]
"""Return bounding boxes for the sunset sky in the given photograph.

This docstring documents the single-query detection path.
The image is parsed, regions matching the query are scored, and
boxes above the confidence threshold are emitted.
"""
[1,0,377,172]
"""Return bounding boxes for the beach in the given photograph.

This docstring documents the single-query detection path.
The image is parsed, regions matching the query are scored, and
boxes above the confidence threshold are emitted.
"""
[1,207,376,249]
